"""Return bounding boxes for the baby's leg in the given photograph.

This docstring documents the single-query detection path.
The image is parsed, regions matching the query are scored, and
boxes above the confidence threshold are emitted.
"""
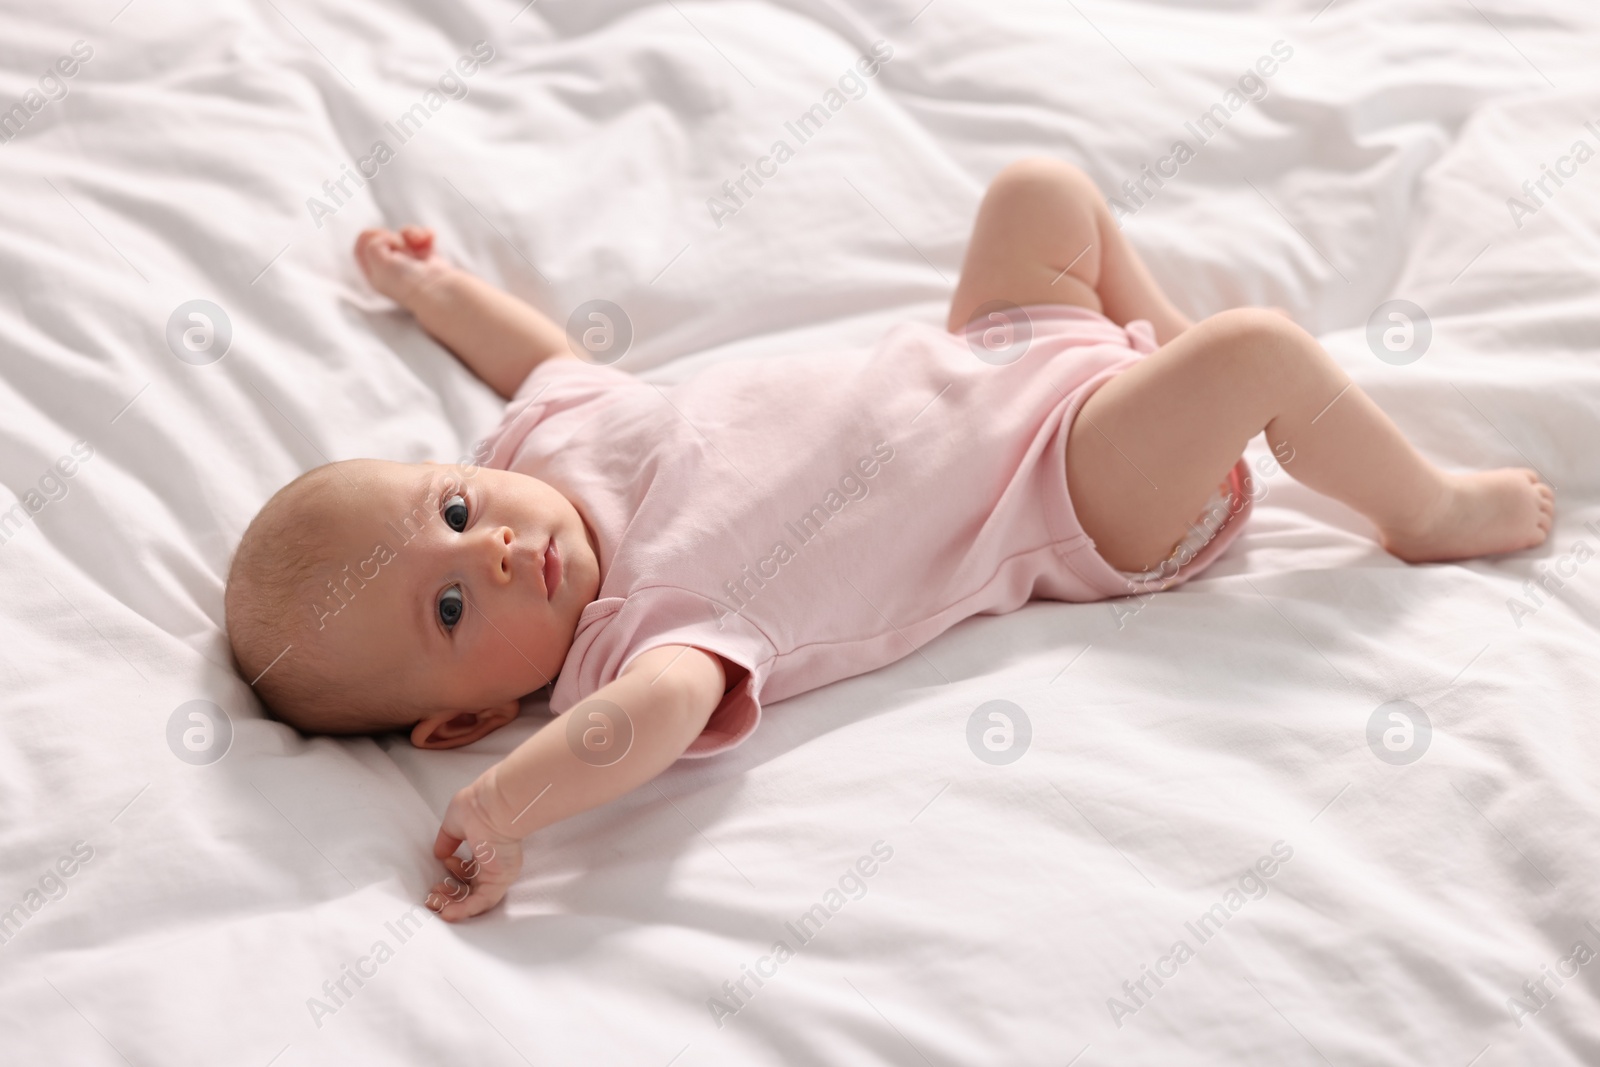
[1067,308,1554,570]
[948,157,1192,344]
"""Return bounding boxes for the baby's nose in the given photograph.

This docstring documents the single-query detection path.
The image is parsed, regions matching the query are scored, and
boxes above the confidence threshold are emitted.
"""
[489,526,514,583]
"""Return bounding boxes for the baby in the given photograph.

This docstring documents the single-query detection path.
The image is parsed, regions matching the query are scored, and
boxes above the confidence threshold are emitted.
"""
[224,158,1554,921]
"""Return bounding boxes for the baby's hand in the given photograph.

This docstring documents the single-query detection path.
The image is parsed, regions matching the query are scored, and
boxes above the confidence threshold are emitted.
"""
[355,226,449,307]
[426,778,524,921]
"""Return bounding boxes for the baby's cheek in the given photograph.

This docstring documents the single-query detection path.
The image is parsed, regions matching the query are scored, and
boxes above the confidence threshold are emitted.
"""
[487,610,566,689]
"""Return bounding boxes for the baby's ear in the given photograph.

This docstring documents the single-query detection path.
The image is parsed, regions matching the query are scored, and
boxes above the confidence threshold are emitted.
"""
[410,700,520,749]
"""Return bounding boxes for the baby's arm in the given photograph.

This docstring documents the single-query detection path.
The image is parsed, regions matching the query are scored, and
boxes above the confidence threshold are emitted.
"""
[425,645,727,920]
[356,227,575,399]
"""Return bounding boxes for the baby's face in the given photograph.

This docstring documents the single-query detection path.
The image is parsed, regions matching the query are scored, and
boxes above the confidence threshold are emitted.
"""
[314,460,600,728]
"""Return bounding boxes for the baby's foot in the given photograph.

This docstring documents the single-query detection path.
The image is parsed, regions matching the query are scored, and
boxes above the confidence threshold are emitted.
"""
[1380,468,1554,563]
[355,226,450,306]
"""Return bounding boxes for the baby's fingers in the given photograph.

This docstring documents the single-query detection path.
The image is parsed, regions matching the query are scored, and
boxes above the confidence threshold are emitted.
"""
[354,228,400,257]
[400,226,435,253]
[425,877,505,922]
[433,826,465,861]
[443,854,476,883]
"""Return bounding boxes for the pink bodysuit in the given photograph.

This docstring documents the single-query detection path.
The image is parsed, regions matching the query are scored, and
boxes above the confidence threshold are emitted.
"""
[481,305,1251,756]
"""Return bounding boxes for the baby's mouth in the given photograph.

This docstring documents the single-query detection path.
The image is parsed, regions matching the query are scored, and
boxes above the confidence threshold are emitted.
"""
[542,538,562,599]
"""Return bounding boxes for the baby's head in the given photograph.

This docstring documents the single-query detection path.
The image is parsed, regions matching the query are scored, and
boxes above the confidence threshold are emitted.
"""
[225,458,600,748]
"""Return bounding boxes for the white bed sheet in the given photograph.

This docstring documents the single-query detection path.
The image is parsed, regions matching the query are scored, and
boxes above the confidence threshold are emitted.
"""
[2,1,1598,1064]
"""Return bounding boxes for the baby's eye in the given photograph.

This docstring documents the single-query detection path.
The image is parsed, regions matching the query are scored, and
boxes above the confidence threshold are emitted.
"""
[438,586,464,630]
[442,493,469,532]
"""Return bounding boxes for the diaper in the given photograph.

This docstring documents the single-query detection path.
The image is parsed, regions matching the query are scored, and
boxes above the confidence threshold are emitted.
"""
[1117,480,1238,594]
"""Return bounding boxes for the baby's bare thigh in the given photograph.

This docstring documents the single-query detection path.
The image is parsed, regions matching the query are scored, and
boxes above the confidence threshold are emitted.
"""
[1065,322,1261,572]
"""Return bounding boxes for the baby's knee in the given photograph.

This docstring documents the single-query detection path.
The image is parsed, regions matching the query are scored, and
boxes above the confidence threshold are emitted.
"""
[987,156,1100,208]
[1198,307,1318,375]
[1205,306,1303,341]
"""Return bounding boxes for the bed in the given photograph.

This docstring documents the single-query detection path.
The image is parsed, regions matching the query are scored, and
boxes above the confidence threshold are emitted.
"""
[3,0,1598,1063]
